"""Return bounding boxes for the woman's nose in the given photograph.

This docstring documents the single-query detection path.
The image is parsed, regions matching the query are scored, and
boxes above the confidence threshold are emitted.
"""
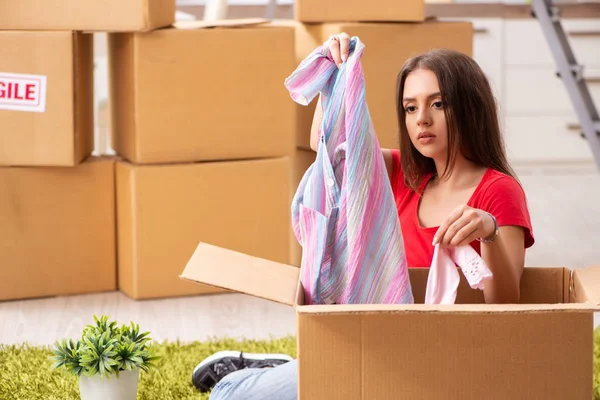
[416,108,432,127]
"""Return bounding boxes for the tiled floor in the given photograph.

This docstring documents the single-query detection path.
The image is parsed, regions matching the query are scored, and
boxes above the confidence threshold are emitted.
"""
[1,164,599,346]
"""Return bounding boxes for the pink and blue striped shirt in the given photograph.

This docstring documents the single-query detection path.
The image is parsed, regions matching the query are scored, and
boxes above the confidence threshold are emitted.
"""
[285,37,414,306]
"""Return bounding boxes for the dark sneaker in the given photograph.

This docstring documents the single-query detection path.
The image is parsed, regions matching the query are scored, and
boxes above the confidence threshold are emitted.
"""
[191,350,294,392]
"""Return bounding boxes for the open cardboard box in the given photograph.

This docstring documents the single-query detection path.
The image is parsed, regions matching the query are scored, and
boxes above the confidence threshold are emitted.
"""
[182,242,600,399]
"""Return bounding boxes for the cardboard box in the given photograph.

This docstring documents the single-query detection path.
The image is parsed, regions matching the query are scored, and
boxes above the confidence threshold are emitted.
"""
[293,21,473,150]
[109,19,296,164]
[116,157,293,299]
[0,157,116,301]
[0,0,174,32]
[182,243,600,399]
[295,0,425,22]
[0,31,94,167]
[290,149,316,266]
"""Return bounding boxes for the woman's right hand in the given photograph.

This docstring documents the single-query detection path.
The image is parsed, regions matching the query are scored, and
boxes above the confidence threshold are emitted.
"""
[325,33,351,68]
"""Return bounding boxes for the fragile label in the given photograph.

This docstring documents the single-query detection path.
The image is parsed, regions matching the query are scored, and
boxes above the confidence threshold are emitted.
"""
[0,72,47,113]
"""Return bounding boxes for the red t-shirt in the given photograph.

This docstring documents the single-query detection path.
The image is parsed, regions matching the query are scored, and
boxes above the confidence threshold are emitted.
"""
[390,149,535,268]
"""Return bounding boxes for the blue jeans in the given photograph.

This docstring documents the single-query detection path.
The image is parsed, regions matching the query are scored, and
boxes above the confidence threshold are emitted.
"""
[209,359,298,400]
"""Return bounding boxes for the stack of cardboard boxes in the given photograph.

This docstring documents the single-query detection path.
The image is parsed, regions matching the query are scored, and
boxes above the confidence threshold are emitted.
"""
[287,0,474,265]
[0,0,473,302]
[0,1,175,301]
[108,19,298,299]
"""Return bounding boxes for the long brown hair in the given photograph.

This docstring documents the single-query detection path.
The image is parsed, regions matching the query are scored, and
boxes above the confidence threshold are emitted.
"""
[396,48,517,192]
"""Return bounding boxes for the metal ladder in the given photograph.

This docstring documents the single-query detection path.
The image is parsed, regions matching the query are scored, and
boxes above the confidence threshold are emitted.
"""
[531,0,600,170]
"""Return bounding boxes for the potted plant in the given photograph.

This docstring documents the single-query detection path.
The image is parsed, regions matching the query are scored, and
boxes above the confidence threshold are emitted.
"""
[50,315,159,400]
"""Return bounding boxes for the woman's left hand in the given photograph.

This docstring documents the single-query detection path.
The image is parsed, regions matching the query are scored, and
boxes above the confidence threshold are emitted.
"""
[432,204,496,247]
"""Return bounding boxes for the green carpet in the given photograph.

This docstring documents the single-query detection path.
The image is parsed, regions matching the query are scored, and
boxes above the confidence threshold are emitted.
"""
[1,330,600,399]
[0,336,297,400]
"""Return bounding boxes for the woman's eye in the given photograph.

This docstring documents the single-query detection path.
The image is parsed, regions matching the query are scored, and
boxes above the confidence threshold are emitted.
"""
[432,101,443,109]
[405,106,416,113]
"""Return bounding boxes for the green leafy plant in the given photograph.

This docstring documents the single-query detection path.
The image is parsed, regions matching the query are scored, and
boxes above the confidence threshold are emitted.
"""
[50,315,160,379]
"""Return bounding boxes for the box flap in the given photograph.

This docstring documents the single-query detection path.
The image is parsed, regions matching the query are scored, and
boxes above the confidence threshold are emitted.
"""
[572,266,600,307]
[180,242,299,306]
[295,303,598,314]
[172,18,269,30]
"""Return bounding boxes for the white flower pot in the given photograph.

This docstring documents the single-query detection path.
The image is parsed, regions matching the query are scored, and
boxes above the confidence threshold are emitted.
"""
[78,369,140,400]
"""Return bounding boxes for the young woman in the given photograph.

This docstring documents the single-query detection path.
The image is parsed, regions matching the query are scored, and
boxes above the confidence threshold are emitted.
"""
[191,33,535,400]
